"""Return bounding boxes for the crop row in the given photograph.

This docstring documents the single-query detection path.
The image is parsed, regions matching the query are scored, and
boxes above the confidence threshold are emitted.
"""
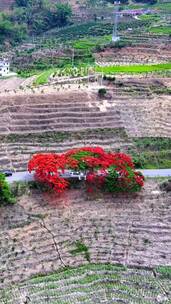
[0,181,170,290]
[1,264,170,304]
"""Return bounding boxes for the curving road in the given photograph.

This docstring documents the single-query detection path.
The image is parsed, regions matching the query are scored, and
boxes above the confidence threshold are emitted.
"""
[6,169,171,184]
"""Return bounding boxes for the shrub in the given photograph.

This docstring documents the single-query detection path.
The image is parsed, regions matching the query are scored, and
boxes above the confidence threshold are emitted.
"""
[0,173,15,205]
[98,88,107,97]
[103,75,115,82]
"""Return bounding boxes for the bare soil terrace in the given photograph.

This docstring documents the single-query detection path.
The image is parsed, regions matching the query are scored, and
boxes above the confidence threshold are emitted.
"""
[0,180,170,289]
[0,81,170,171]
[95,44,171,65]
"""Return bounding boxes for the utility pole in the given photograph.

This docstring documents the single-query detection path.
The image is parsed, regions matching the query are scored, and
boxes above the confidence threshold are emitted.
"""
[72,48,75,67]
[112,0,120,42]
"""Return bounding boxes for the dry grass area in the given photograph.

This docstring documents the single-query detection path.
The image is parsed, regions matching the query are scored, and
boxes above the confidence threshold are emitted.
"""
[0,180,170,300]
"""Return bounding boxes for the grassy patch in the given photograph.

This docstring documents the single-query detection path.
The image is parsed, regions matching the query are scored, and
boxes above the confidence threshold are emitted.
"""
[33,69,55,86]
[72,35,111,51]
[149,26,171,35]
[70,241,90,262]
[96,63,171,74]
[0,264,170,303]
[154,2,171,11]
[133,150,171,169]
[130,138,171,169]
[139,14,160,21]
[0,128,128,144]
[133,138,171,152]
[156,266,171,279]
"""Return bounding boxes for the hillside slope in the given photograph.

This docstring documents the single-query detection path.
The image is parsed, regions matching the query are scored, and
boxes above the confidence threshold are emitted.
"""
[0,0,14,10]
[0,0,82,10]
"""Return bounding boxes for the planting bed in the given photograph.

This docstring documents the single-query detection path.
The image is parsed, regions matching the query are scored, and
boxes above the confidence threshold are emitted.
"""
[0,83,170,171]
[0,3,171,303]
[0,180,170,302]
[1,264,171,304]
[95,44,171,66]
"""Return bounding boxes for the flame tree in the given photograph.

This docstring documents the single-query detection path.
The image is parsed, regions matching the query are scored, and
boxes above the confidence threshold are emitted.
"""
[28,147,144,194]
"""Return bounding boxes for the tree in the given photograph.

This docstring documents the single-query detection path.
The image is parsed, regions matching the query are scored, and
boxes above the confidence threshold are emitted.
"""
[15,0,32,7]
[0,173,15,205]
[0,1,72,47]
[53,4,72,27]
[28,147,144,195]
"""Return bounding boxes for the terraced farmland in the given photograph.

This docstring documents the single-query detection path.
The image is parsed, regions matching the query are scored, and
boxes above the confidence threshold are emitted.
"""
[1,264,171,304]
[0,1,171,303]
[95,44,171,66]
[0,83,170,171]
[0,180,170,301]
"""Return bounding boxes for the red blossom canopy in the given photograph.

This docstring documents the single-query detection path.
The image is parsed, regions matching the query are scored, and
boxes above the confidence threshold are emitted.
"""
[28,147,144,193]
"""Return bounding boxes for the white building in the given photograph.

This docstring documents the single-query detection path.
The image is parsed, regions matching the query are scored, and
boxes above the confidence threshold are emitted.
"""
[0,59,10,77]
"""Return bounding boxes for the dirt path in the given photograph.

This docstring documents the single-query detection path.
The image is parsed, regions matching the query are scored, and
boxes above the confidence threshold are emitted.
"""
[0,76,36,93]
[0,77,23,92]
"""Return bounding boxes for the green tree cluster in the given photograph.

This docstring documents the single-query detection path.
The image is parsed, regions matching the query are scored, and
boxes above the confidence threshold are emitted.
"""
[13,0,72,34]
[0,12,27,47]
[0,173,15,205]
[0,0,72,48]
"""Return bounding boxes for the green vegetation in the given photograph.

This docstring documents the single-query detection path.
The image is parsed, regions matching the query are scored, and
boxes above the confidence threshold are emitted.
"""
[156,266,171,279]
[98,87,107,97]
[13,16,153,75]
[44,19,151,42]
[132,150,171,169]
[1,264,170,303]
[0,0,72,49]
[96,63,171,74]
[139,14,160,21]
[133,138,171,152]
[33,69,54,86]
[0,128,128,143]
[11,180,53,197]
[0,173,15,205]
[70,241,90,262]
[153,2,171,11]
[130,138,171,169]
[0,13,27,48]
[13,0,72,34]
[149,26,171,35]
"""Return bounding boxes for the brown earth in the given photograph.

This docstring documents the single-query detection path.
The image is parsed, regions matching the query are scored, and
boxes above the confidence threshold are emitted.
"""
[0,81,170,171]
[0,180,170,288]
[95,45,171,65]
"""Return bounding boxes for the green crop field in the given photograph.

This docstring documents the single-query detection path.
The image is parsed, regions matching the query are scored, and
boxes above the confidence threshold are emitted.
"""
[154,2,171,11]
[0,264,170,303]
[140,14,160,21]
[96,63,171,74]
[149,26,171,35]
[33,69,55,86]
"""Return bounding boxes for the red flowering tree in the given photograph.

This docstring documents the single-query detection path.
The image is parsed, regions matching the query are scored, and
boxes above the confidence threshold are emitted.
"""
[28,153,69,193]
[28,147,144,194]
